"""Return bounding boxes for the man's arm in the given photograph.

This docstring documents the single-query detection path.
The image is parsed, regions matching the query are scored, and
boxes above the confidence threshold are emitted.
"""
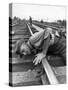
[42,34,50,56]
[33,34,51,65]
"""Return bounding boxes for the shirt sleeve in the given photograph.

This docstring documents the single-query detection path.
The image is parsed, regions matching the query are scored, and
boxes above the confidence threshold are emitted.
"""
[29,30,44,47]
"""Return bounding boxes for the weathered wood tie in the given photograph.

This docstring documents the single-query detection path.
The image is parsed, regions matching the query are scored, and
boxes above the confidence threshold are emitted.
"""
[27,23,59,84]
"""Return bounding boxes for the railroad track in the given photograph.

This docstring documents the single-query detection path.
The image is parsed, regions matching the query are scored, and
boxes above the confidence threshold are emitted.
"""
[9,22,66,86]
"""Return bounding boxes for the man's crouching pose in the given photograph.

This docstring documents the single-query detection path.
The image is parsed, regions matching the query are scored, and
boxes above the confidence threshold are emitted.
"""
[15,27,66,74]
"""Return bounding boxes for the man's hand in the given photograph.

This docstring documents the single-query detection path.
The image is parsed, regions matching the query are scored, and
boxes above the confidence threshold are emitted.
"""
[33,53,46,65]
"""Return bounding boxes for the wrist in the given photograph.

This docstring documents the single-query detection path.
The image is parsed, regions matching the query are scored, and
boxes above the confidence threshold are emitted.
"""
[41,53,46,58]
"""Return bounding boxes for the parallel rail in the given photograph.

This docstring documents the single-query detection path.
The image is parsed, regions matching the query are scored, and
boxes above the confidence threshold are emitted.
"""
[32,21,65,31]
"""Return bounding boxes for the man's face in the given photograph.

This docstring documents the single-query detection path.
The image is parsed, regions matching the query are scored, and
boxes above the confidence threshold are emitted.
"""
[20,44,31,55]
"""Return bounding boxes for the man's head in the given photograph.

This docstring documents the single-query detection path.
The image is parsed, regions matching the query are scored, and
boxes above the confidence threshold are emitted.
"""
[20,43,31,55]
[15,39,31,57]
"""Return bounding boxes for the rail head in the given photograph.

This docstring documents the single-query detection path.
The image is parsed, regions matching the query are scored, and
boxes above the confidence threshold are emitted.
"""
[42,58,59,84]
[26,23,34,36]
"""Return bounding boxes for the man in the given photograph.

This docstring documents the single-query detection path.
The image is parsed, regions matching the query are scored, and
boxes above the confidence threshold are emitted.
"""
[15,27,66,65]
